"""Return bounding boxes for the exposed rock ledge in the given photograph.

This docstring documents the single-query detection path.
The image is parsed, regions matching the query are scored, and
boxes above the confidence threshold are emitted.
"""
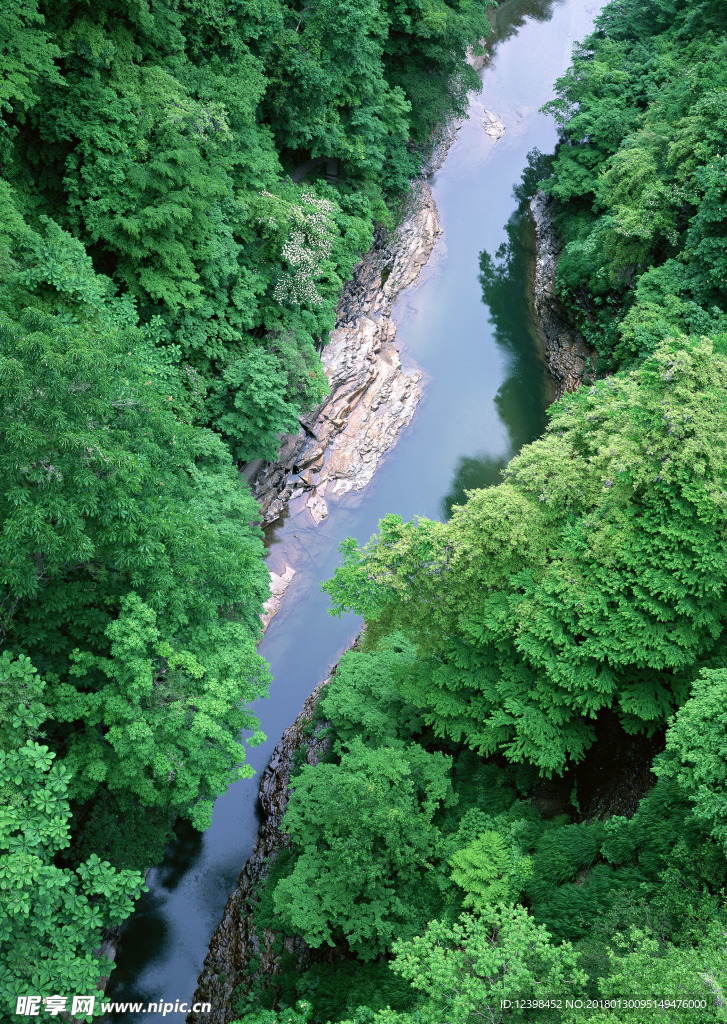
[188,165,446,1024]
[260,564,296,632]
[188,677,334,1024]
[246,182,441,527]
[530,190,597,398]
[481,109,505,140]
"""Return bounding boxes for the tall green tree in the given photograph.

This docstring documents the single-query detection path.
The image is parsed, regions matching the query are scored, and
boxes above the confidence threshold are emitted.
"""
[376,907,586,1024]
[0,308,269,834]
[273,737,455,957]
[382,0,492,141]
[0,652,146,1014]
[319,633,424,749]
[326,337,727,772]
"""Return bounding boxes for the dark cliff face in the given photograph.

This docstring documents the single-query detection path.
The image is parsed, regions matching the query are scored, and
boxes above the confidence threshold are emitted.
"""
[188,678,333,1024]
[530,189,597,398]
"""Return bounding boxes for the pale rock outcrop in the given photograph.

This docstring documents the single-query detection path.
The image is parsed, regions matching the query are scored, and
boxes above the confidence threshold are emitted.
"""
[246,183,441,527]
[305,490,328,525]
[260,565,296,632]
[481,109,506,140]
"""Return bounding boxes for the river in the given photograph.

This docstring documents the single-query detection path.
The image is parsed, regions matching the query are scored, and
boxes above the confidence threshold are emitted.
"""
[107,0,603,1017]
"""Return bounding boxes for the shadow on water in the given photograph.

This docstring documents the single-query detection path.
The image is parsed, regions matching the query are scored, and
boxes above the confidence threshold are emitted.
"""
[482,149,557,440]
[106,823,206,1008]
[112,911,169,1006]
[441,150,555,518]
[489,0,567,46]
[442,452,510,517]
[154,822,205,892]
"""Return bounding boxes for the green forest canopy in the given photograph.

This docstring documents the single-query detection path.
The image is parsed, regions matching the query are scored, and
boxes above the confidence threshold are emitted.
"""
[234,0,727,1022]
[5,0,727,1018]
[0,0,493,1009]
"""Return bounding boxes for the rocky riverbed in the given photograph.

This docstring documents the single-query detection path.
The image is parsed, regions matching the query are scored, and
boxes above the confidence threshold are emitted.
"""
[530,189,597,397]
[245,183,440,531]
[245,41,495,542]
[252,182,443,632]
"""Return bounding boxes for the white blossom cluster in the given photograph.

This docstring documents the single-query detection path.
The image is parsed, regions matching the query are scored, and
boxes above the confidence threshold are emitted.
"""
[272,190,336,307]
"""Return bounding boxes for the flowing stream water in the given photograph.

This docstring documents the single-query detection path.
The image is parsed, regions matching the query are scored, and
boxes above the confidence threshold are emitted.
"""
[108,0,603,1017]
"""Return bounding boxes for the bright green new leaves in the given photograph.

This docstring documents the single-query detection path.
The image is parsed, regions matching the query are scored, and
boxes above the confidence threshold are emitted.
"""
[656,669,727,857]
[326,337,727,772]
[563,926,727,1024]
[389,907,586,1023]
[0,653,145,1012]
[450,830,533,913]
[0,309,269,825]
[273,738,455,958]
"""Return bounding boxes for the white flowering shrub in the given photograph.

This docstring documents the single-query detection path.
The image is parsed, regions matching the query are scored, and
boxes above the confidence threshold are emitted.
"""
[262,189,336,307]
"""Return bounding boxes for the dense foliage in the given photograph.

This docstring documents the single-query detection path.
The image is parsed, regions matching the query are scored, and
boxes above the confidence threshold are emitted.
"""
[326,336,727,773]
[273,737,454,957]
[541,0,727,368]
[230,1,727,1022]
[234,640,727,1022]
[0,0,494,1011]
[0,653,146,1009]
[8,0,727,1017]
[1,0,491,460]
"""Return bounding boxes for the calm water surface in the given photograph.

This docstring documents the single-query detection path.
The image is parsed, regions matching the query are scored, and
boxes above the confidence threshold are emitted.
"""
[109,0,603,1016]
